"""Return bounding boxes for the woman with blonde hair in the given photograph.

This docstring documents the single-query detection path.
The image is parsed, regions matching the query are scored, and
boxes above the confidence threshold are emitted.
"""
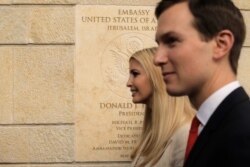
[127,47,194,167]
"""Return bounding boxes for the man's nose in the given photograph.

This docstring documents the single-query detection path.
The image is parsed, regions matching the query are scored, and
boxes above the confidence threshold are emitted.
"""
[153,46,168,66]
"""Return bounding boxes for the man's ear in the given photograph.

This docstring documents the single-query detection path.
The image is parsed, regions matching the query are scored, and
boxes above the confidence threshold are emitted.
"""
[213,30,234,60]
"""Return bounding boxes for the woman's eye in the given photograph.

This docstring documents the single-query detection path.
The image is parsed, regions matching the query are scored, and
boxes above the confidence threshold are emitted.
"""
[131,71,139,77]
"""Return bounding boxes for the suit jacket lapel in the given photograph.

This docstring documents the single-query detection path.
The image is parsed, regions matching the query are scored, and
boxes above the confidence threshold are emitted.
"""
[185,87,249,167]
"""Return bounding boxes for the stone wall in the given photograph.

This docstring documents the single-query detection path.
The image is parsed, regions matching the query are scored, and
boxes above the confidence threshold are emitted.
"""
[0,0,249,167]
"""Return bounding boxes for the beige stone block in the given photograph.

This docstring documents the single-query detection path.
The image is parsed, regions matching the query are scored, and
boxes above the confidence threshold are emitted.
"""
[75,5,155,161]
[76,0,159,5]
[13,46,73,124]
[0,126,74,162]
[74,164,131,167]
[28,126,74,162]
[0,6,74,44]
[0,164,130,167]
[29,6,74,43]
[0,0,12,4]
[11,0,159,5]
[242,11,250,47]
[10,0,245,6]
[0,127,30,162]
[0,166,29,167]
[238,48,250,95]
[0,7,30,44]
[0,47,13,124]
[12,0,78,4]
[233,0,250,9]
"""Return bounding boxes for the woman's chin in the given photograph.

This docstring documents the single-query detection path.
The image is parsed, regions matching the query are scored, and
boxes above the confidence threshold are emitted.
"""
[132,98,141,104]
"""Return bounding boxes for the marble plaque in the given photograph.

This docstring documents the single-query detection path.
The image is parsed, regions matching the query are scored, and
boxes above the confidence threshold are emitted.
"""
[75,5,157,161]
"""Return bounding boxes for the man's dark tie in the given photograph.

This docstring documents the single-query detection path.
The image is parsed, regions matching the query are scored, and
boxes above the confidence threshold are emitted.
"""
[185,116,200,161]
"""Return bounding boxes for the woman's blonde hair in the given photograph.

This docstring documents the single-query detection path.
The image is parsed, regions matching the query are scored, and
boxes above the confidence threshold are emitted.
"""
[130,47,194,166]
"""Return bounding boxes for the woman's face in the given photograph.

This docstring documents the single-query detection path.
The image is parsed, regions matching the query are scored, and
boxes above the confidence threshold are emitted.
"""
[127,58,153,104]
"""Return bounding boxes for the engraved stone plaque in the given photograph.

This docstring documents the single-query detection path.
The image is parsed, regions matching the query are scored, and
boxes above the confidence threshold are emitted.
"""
[75,5,157,161]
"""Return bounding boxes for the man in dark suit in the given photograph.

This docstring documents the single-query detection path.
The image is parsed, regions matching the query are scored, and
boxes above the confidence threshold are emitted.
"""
[153,0,250,166]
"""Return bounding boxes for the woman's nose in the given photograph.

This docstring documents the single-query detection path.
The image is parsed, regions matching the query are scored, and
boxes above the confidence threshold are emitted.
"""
[126,77,132,87]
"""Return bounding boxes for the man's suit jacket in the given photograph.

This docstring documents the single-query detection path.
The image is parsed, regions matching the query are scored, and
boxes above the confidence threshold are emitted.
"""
[184,87,250,167]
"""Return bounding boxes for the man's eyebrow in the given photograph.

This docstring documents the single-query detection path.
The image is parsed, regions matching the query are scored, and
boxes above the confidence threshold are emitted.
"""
[155,31,178,43]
